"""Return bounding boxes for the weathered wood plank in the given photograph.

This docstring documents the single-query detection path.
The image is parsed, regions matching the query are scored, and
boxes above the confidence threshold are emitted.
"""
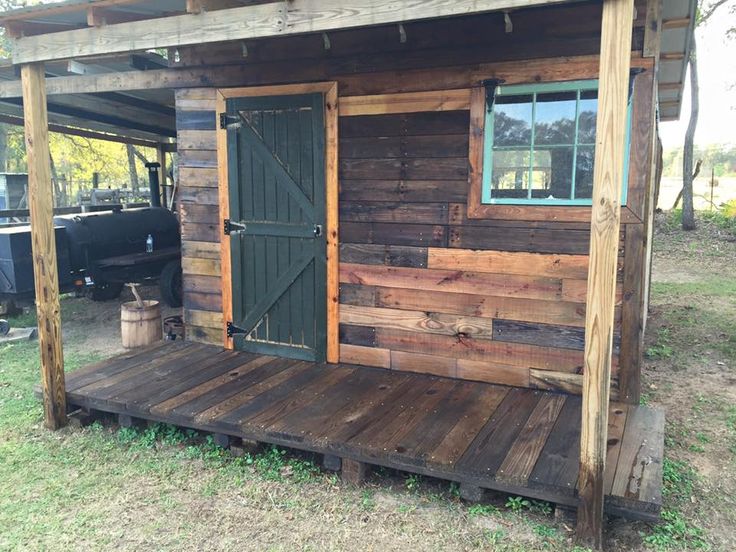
[340,89,471,116]
[340,222,448,247]
[375,328,583,373]
[340,304,495,340]
[389,350,457,378]
[339,243,428,268]
[496,394,566,485]
[182,256,221,277]
[339,201,449,225]
[339,343,391,368]
[428,248,590,279]
[340,157,467,180]
[340,179,467,203]
[340,134,468,159]
[340,263,563,302]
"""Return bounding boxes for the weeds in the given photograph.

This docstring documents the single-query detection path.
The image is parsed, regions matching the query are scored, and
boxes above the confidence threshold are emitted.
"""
[505,496,531,513]
[644,509,708,550]
[646,327,674,359]
[405,473,422,493]
[467,503,500,517]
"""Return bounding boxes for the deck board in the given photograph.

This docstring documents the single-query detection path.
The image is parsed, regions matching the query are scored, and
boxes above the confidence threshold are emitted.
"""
[57,342,664,521]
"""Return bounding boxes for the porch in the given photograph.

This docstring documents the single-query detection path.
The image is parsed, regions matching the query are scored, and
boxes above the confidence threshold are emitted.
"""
[55,340,664,521]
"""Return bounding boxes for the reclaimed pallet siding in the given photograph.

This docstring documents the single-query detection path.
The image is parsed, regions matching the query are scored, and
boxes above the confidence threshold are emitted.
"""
[176,89,223,345]
[172,53,646,392]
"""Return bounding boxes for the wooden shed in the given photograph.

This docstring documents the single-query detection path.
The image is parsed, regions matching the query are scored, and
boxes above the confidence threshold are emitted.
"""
[0,0,695,546]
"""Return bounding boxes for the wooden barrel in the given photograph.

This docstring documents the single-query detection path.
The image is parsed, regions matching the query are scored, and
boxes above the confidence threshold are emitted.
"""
[121,300,163,348]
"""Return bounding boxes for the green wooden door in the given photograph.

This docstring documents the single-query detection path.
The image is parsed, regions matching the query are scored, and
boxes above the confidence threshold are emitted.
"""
[225,93,326,361]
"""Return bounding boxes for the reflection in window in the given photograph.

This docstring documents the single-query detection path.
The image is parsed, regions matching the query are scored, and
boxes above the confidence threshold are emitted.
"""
[482,80,630,205]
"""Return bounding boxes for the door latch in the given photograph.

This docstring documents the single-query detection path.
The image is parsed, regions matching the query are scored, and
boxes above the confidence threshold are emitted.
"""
[223,219,246,235]
[313,224,323,237]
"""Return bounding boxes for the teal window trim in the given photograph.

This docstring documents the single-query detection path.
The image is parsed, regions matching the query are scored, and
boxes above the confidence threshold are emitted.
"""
[480,79,633,206]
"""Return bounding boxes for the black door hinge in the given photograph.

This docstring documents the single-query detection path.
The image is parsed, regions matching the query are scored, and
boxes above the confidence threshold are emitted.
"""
[223,218,246,235]
[226,321,245,338]
[219,113,240,129]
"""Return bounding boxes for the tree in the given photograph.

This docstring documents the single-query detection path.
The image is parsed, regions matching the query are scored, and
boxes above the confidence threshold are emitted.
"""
[681,0,733,229]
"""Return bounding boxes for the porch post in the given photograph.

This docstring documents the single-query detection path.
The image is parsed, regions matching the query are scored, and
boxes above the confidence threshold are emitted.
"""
[577,0,634,547]
[21,62,67,430]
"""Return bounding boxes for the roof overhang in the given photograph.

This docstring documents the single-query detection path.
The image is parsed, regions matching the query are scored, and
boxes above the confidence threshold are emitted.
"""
[657,0,697,121]
[0,0,698,130]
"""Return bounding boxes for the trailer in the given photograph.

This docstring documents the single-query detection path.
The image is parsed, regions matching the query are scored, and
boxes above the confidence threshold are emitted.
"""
[0,206,182,335]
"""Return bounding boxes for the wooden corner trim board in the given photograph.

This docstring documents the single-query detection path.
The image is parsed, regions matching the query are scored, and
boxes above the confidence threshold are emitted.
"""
[215,81,339,363]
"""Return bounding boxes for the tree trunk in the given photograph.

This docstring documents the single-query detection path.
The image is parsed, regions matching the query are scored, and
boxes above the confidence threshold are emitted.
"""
[0,123,7,172]
[681,39,698,230]
[126,144,138,191]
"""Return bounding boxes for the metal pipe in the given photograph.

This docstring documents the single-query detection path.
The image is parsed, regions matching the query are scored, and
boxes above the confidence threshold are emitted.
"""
[145,162,161,208]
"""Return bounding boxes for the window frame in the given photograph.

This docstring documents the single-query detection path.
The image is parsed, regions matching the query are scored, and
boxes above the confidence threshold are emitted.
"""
[480,79,632,207]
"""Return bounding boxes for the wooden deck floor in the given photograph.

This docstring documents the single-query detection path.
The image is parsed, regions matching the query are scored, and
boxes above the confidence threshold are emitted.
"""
[57,341,664,520]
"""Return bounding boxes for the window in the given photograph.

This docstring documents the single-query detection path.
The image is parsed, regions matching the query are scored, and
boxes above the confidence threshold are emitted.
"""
[481,80,631,206]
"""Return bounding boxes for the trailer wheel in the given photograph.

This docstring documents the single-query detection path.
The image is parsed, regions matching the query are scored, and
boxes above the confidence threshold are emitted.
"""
[160,260,183,308]
[90,282,123,302]
[0,319,9,336]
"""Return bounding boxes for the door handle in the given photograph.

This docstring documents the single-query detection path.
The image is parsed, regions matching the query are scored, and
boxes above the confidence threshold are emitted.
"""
[313,224,323,237]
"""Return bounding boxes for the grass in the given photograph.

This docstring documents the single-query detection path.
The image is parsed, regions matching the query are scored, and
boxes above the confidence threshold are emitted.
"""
[2,212,735,550]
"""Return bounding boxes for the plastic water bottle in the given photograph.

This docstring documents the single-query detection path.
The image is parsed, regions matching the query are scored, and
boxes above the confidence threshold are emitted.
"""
[146,234,153,253]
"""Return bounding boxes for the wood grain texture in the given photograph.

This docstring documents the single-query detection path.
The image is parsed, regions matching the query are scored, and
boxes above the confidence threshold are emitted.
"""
[428,248,589,279]
[340,304,495,340]
[325,82,340,363]
[340,263,564,302]
[577,0,635,546]
[339,343,391,368]
[375,328,583,373]
[618,223,645,404]
[56,342,664,520]
[215,89,232,348]
[340,89,471,116]
[22,62,67,429]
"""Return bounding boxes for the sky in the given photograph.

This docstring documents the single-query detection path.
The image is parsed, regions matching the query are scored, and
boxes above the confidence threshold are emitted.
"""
[659,5,736,149]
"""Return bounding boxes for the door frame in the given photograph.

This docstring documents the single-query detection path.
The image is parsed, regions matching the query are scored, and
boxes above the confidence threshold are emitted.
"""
[216,82,339,363]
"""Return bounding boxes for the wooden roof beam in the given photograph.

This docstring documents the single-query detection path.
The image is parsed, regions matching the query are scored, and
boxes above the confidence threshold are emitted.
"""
[186,0,254,14]
[8,0,574,64]
[662,16,690,29]
[0,112,172,149]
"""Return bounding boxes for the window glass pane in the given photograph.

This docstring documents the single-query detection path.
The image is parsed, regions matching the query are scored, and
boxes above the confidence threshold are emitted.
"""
[578,90,598,144]
[491,149,530,199]
[493,95,532,147]
[531,147,573,199]
[574,145,596,199]
[534,91,576,146]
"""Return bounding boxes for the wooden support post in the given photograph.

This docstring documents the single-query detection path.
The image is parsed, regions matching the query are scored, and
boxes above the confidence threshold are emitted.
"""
[213,432,231,448]
[576,0,634,548]
[341,458,367,485]
[459,483,484,503]
[21,62,66,430]
[323,454,342,472]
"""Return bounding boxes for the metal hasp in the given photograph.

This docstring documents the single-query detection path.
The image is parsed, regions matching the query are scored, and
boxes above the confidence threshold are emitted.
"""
[145,162,161,207]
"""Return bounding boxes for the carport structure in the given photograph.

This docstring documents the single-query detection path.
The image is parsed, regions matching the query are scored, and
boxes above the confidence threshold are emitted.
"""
[0,0,696,547]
